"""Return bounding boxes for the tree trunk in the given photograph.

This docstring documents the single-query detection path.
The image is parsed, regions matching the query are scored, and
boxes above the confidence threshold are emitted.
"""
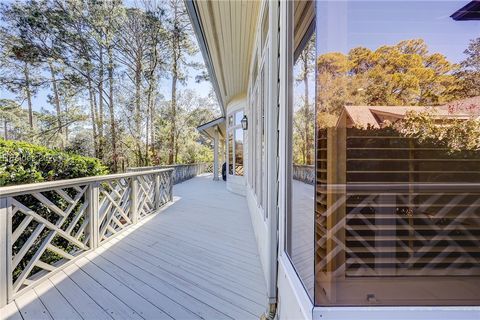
[146,73,157,164]
[134,59,143,166]
[48,60,63,147]
[87,73,98,157]
[107,46,118,172]
[303,56,312,165]
[23,63,34,129]
[98,45,105,156]
[169,57,178,165]
[4,120,8,140]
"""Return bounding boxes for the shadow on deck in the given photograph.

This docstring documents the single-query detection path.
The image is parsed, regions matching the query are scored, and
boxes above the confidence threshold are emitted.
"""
[2,175,267,320]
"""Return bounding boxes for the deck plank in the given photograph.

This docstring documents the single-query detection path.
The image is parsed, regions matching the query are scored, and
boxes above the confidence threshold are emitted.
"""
[0,300,23,320]
[6,175,267,320]
[73,257,172,319]
[110,237,265,315]
[15,289,52,320]
[63,264,143,320]
[84,254,202,320]
[49,271,113,320]
[33,279,82,320]
[104,247,258,319]
[98,248,232,320]
[117,234,266,298]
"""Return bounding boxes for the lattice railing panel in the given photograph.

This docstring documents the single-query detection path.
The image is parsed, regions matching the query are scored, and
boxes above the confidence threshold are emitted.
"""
[9,185,90,295]
[316,185,480,278]
[137,174,155,219]
[158,170,173,206]
[0,169,173,304]
[98,178,132,243]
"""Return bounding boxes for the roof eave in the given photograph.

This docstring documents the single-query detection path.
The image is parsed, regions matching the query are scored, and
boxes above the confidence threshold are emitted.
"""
[184,0,226,116]
[451,1,480,21]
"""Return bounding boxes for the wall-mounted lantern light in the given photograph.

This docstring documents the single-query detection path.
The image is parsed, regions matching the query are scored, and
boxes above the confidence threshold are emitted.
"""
[241,115,248,130]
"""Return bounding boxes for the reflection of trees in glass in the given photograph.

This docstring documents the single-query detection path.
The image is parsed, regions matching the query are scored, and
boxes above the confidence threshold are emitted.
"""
[293,35,315,165]
[234,128,243,176]
[316,38,480,151]
[228,132,233,175]
[317,39,466,113]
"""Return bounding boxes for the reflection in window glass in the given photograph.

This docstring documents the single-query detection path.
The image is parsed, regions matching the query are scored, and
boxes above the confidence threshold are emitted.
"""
[286,32,316,299]
[228,132,234,175]
[235,128,244,176]
[315,0,480,306]
[235,111,244,126]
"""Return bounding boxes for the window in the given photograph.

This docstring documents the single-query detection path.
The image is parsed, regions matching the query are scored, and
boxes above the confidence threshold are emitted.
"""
[312,0,480,307]
[285,3,315,300]
[235,128,244,176]
[248,16,269,216]
[227,110,244,177]
[228,131,233,175]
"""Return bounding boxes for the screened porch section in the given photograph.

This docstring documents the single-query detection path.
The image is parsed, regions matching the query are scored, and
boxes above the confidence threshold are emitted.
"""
[0,172,267,320]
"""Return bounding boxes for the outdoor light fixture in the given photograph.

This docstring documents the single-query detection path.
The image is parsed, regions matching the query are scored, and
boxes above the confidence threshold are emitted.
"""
[241,115,248,130]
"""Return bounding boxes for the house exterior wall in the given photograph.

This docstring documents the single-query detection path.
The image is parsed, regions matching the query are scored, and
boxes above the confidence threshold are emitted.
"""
[191,0,480,318]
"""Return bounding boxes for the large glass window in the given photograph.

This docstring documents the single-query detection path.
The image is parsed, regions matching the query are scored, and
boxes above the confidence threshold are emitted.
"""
[235,128,244,176]
[286,1,316,301]
[313,0,480,307]
[227,110,244,177]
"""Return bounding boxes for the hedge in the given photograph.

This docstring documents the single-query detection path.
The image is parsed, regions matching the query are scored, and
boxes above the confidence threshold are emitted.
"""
[0,139,108,186]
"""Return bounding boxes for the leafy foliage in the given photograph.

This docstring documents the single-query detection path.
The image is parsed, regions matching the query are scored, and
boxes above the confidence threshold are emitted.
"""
[0,139,108,186]
[316,39,466,116]
[395,111,480,151]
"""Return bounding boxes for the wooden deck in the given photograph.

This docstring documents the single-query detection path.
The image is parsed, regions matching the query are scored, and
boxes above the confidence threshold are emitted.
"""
[1,175,267,320]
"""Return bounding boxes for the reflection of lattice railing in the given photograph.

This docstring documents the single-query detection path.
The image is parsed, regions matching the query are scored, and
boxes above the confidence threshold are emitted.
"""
[0,169,173,305]
[316,183,480,280]
[235,165,244,176]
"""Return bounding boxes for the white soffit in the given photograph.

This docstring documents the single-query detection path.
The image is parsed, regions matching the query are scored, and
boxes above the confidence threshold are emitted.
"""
[195,0,260,108]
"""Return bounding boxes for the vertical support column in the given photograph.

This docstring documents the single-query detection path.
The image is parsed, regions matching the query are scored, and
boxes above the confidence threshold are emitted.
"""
[87,182,100,249]
[130,176,139,224]
[213,128,220,181]
[0,198,12,307]
[154,173,161,209]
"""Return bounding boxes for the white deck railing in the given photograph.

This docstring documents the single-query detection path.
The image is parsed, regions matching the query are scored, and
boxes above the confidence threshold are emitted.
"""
[0,169,174,307]
[128,163,213,184]
[293,164,315,185]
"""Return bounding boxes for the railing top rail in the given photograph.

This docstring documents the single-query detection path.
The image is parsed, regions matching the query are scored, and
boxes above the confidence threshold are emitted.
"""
[128,163,211,171]
[318,182,480,193]
[0,168,173,198]
[293,164,315,168]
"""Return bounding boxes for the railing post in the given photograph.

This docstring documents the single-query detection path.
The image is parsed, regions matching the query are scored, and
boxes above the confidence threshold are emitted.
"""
[169,170,174,202]
[0,198,12,308]
[87,182,99,249]
[154,173,161,209]
[130,176,139,224]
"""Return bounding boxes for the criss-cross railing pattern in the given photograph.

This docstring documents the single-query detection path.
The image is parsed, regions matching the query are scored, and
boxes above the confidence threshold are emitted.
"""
[316,183,480,279]
[0,169,173,306]
[98,178,132,243]
[9,185,90,296]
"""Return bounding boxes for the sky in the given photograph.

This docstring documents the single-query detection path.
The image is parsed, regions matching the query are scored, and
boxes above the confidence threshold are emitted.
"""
[316,0,480,62]
[0,0,216,113]
[293,0,480,106]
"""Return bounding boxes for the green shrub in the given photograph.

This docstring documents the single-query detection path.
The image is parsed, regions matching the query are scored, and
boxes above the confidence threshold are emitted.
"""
[0,139,108,186]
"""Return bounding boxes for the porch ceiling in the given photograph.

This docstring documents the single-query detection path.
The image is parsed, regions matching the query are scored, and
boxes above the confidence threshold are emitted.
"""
[186,0,260,112]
